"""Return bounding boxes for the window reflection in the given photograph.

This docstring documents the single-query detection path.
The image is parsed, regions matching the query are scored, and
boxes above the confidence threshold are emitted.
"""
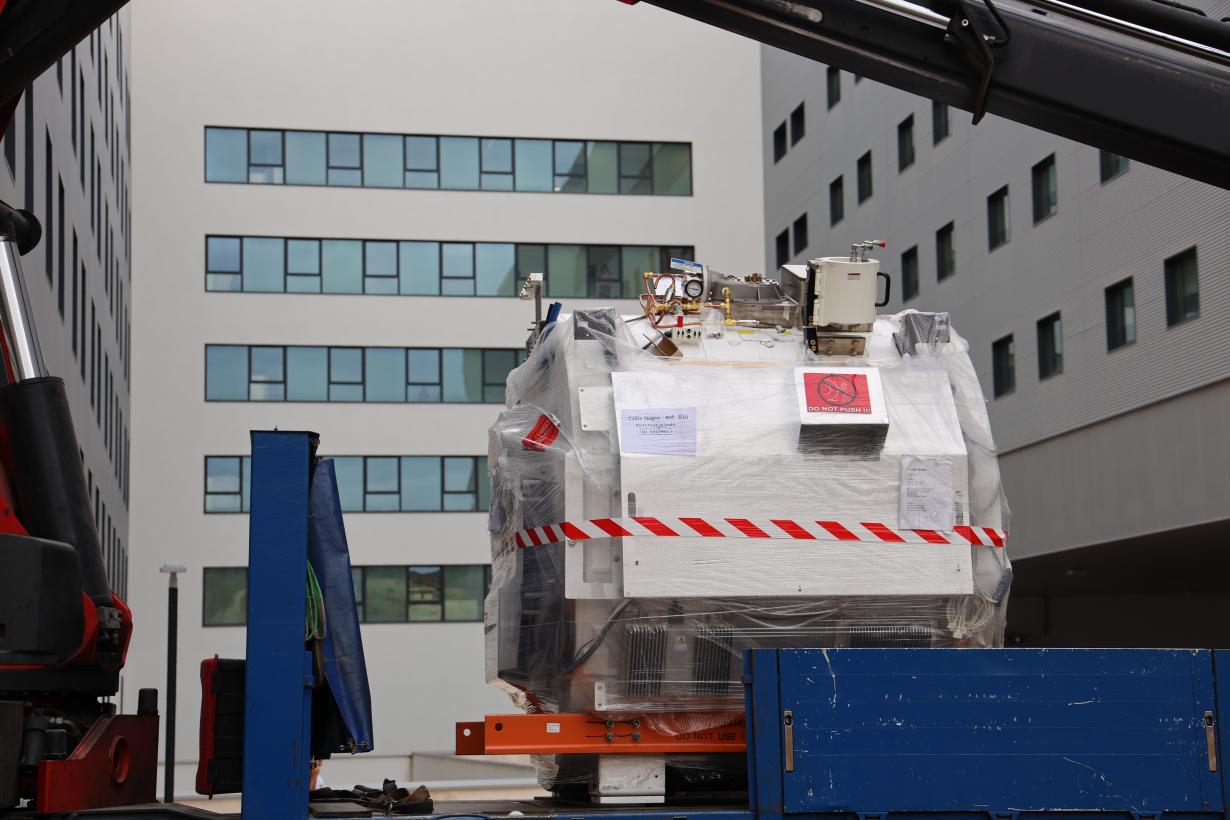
[206,127,690,195]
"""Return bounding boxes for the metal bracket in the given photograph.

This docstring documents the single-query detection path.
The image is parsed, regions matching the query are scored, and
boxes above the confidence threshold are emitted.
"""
[1205,710,1218,771]
[944,0,995,123]
[783,709,795,772]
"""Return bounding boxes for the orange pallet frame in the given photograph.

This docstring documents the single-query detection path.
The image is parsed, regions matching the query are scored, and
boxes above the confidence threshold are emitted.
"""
[456,713,747,756]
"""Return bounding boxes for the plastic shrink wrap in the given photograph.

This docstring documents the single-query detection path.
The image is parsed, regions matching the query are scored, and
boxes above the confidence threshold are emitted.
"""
[481,261,1011,794]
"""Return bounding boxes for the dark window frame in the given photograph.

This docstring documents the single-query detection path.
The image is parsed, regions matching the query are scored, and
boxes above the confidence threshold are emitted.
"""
[1164,246,1200,327]
[987,185,1010,250]
[789,103,805,145]
[204,454,489,514]
[936,222,955,281]
[772,122,788,163]
[1099,150,1129,183]
[204,344,527,404]
[204,234,691,300]
[1031,154,1058,224]
[792,213,809,256]
[1104,277,1136,351]
[901,245,920,301]
[992,335,1016,398]
[932,100,950,144]
[204,126,693,196]
[829,176,844,226]
[1036,311,1064,380]
[857,151,873,203]
[204,564,490,626]
[897,115,915,172]
[826,67,841,109]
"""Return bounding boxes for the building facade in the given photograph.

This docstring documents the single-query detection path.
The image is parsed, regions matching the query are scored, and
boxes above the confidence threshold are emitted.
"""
[761,45,1230,646]
[128,0,763,792]
[0,16,132,614]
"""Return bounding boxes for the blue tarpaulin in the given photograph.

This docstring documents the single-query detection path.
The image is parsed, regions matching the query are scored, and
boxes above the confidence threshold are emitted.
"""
[308,458,375,752]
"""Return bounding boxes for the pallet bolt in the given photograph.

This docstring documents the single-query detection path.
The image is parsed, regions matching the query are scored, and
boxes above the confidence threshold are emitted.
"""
[605,720,616,728]
[605,733,615,742]
[631,719,641,728]
[632,732,641,742]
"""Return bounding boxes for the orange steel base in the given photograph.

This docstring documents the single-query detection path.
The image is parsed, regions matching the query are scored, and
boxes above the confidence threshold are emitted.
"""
[456,713,746,756]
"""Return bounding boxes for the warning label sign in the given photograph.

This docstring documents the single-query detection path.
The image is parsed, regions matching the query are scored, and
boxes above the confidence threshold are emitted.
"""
[803,372,873,414]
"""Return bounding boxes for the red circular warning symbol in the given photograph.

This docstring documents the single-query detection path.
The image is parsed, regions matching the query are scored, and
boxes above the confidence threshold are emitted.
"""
[816,374,858,407]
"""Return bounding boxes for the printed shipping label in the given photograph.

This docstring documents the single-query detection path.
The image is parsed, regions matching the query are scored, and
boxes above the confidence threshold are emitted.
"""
[802,372,873,414]
[900,455,956,531]
[670,257,704,275]
[619,407,698,456]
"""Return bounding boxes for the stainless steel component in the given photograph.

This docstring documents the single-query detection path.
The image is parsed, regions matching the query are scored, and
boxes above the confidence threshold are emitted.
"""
[812,335,867,356]
[852,0,948,29]
[850,240,888,262]
[0,237,48,381]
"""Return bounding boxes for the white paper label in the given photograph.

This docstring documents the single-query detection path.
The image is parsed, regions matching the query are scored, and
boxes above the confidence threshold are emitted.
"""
[900,455,955,530]
[546,722,561,734]
[619,407,697,456]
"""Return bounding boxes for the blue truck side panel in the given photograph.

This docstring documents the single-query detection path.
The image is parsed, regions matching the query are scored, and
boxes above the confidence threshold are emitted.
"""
[756,648,1221,814]
[241,431,315,820]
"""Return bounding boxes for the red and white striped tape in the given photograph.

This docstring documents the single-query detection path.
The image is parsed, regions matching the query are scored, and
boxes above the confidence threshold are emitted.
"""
[510,516,1006,549]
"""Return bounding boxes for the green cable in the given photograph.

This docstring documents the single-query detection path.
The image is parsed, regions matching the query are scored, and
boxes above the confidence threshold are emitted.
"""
[306,562,326,641]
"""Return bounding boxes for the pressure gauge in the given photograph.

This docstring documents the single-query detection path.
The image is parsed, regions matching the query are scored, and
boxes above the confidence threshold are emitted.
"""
[682,278,705,299]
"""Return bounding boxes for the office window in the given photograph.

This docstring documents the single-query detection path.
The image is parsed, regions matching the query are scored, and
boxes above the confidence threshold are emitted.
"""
[901,246,919,301]
[652,143,692,196]
[792,213,809,256]
[857,151,873,203]
[205,456,250,512]
[407,566,443,621]
[1036,312,1063,379]
[364,566,408,623]
[1099,151,1129,183]
[586,141,618,194]
[775,229,789,268]
[790,103,805,145]
[826,67,841,109]
[208,564,488,626]
[204,127,247,182]
[202,568,247,626]
[480,138,513,190]
[444,566,486,621]
[829,176,844,226]
[209,454,489,514]
[363,133,403,188]
[897,115,915,172]
[1031,155,1057,223]
[992,335,1015,397]
[1164,247,1199,327]
[204,127,690,195]
[618,142,651,194]
[205,235,688,299]
[932,100,950,144]
[987,185,1009,250]
[205,345,525,403]
[936,222,955,281]
[248,130,284,183]
[1105,278,1135,350]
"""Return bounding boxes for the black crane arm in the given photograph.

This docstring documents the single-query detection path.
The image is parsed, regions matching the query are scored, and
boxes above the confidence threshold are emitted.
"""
[629,0,1230,189]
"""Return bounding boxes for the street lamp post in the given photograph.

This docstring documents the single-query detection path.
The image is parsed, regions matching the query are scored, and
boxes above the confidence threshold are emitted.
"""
[159,563,187,804]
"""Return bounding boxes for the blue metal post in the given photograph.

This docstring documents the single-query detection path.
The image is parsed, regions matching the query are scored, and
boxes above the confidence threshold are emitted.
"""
[242,431,315,820]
